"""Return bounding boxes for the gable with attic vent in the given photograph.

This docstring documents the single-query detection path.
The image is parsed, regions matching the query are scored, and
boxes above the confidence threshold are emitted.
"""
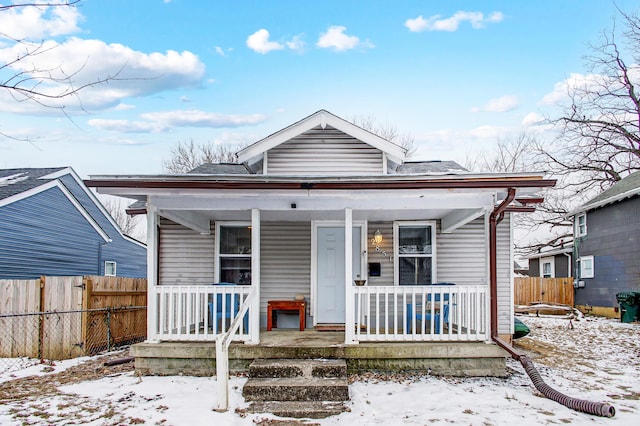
[264,125,385,176]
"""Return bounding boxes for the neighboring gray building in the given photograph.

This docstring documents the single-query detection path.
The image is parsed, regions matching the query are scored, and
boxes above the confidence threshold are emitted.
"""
[0,167,147,279]
[524,244,572,278]
[568,171,640,313]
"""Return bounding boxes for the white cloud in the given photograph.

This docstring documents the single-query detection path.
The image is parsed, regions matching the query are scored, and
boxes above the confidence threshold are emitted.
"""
[471,95,519,113]
[0,37,206,113]
[88,110,267,133]
[317,26,373,52]
[180,96,191,103]
[522,112,544,126]
[114,103,135,111]
[286,35,306,52]
[214,46,226,56]
[246,29,284,54]
[405,11,504,32]
[469,125,508,140]
[0,4,83,40]
[539,72,606,105]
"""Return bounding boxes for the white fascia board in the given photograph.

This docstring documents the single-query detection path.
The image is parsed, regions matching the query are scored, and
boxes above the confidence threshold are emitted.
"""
[566,187,640,217]
[236,110,407,165]
[151,190,495,212]
[0,179,110,242]
[56,182,111,242]
[159,209,211,234]
[52,168,146,247]
[441,208,487,233]
[522,247,573,260]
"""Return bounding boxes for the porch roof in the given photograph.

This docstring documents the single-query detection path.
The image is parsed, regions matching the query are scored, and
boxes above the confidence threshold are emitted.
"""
[86,172,555,232]
[86,171,554,190]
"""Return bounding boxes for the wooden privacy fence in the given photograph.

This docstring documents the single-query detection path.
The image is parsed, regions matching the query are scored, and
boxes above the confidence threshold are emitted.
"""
[514,277,574,307]
[0,275,146,359]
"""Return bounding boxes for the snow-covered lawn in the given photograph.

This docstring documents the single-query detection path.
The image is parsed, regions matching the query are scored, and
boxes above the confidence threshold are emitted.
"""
[1,315,638,425]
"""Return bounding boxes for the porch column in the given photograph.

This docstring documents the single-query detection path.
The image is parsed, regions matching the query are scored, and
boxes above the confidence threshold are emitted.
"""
[344,208,356,344]
[250,208,261,344]
[146,204,159,343]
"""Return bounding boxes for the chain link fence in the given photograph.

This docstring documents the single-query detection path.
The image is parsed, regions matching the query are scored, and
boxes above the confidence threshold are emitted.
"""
[0,306,146,374]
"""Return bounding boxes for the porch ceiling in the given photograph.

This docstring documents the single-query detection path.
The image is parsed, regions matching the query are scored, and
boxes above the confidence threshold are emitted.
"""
[152,189,497,228]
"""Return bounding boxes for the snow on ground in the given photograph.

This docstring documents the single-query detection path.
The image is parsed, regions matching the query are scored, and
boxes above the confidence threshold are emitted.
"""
[1,315,638,425]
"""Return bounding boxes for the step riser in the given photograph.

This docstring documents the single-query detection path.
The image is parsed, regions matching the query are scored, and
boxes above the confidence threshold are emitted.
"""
[249,364,347,378]
[244,401,348,419]
[244,358,350,418]
[243,385,349,402]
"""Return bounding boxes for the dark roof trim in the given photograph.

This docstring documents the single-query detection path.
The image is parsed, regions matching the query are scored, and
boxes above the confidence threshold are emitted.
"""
[85,178,556,191]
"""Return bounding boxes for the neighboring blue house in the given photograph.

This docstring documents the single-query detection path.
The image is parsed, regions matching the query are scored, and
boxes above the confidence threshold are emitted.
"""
[0,167,146,279]
[568,171,640,317]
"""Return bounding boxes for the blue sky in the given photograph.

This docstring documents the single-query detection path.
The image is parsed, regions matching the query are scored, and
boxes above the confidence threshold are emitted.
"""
[0,0,635,178]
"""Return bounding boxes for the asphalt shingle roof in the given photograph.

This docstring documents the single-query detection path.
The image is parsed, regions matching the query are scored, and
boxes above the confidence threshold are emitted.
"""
[0,167,67,201]
[580,171,640,211]
[188,163,250,174]
[395,161,468,174]
[187,161,468,176]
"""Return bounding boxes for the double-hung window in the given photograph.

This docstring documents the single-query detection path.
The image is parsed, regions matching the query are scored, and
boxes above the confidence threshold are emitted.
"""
[216,223,252,284]
[576,214,587,237]
[541,257,554,278]
[104,261,116,276]
[578,256,594,279]
[394,221,436,285]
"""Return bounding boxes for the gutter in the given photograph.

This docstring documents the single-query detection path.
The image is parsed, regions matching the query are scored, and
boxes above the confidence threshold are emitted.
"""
[488,188,615,418]
[84,178,556,191]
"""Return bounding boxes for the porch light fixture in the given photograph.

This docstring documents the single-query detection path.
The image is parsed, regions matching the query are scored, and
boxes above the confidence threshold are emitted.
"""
[374,229,383,245]
[372,229,387,257]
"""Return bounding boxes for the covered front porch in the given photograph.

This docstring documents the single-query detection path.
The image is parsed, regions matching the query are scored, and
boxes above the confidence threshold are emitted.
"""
[139,182,521,347]
[147,282,488,344]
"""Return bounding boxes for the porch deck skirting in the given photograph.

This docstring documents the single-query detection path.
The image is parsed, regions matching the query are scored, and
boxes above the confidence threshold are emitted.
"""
[131,332,507,377]
[148,284,489,344]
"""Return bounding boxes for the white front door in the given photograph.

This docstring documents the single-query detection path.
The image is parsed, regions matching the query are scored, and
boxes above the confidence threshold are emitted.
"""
[316,226,361,324]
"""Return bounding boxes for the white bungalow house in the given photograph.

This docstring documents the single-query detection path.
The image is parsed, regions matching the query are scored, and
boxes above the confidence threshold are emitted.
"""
[87,110,554,377]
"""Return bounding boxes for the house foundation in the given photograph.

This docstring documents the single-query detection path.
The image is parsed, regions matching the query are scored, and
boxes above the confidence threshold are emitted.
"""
[131,330,508,377]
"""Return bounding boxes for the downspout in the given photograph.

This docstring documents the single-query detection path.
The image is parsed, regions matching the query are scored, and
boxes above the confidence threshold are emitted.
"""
[489,188,615,418]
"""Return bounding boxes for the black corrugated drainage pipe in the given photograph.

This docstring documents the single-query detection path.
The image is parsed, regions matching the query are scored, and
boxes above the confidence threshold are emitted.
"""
[489,188,615,418]
[492,337,616,418]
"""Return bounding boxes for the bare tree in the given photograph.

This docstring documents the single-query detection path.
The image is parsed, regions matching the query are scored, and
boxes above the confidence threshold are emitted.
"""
[163,140,246,174]
[537,8,640,196]
[351,114,417,157]
[466,133,574,255]
[465,132,537,173]
[1,1,122,139]
[469,9,640,256]
[101,197,144,241]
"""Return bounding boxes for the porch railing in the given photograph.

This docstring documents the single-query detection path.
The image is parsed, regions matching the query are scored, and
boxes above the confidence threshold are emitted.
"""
[151,285,253,342]
[215,286,255,412]
[351,285,488,342]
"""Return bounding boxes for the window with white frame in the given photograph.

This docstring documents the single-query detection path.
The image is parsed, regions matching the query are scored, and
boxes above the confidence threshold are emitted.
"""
[104,261,117,276]
[217,223,252,284]
[578,255,594,279]
[394,221,436,285]
[541,257,554,278]
[576,214,587,237]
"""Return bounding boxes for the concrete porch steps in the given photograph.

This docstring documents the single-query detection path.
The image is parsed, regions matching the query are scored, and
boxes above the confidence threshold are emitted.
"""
[243,358,350,419]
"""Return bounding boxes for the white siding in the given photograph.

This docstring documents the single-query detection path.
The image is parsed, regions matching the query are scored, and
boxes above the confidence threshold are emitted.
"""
[496,213,512,335]
[437,218,487,285]
[260,222,311,325]
[266,125,384,175]
[366,222,394,285]
[158,218,215,285]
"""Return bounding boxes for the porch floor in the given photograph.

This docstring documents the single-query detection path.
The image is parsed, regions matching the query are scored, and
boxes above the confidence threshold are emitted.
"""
[132,329,508,377]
